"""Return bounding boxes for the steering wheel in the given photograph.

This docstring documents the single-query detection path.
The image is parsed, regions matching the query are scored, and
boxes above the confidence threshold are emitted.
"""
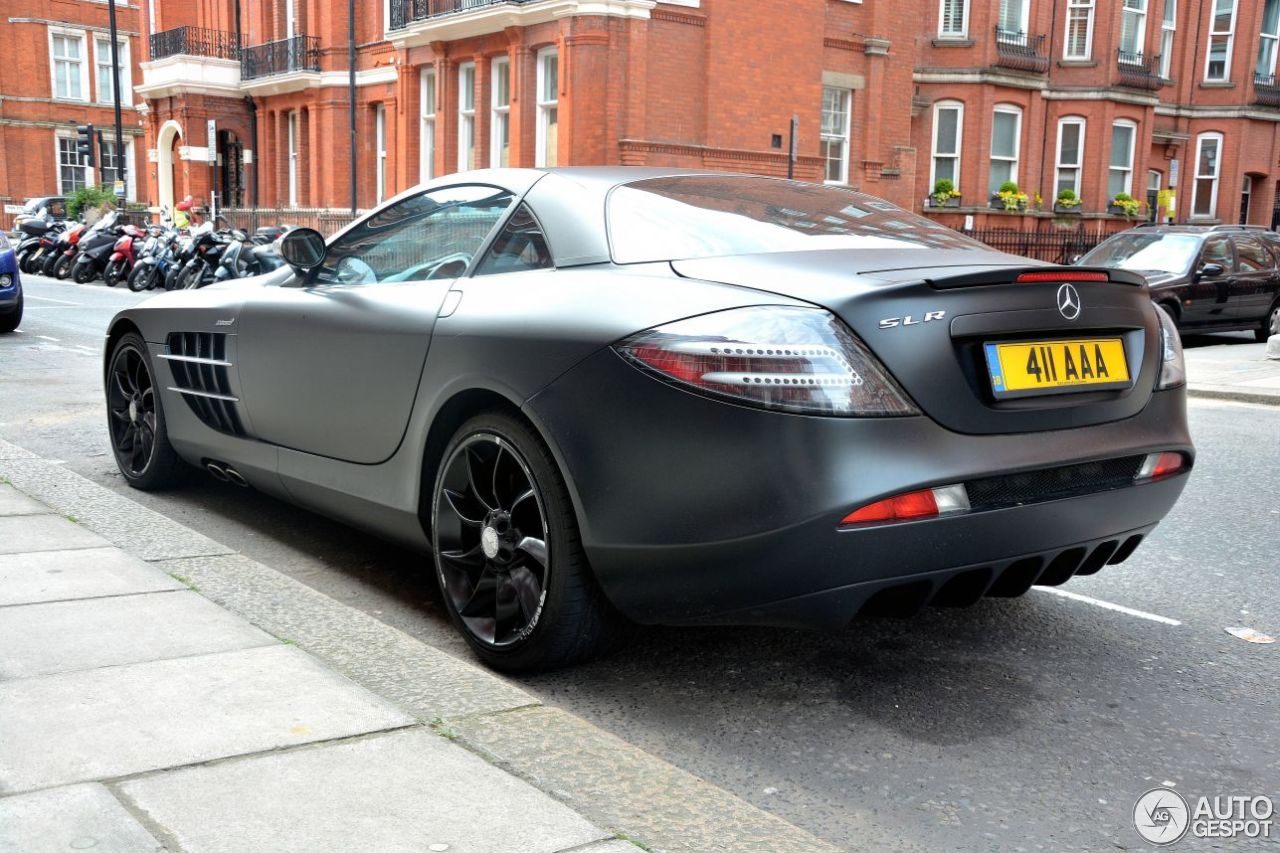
[424,251,472,281]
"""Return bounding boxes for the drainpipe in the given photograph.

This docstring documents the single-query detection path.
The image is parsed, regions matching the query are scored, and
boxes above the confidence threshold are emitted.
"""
[245,96,258,207]
[349,0,358,215]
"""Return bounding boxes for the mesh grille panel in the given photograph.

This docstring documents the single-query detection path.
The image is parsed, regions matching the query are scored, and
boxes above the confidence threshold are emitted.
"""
[965,455,1145,509]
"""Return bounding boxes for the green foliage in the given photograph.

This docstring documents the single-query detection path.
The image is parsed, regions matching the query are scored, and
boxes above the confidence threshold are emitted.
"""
[66,184,117,220]
[930,178,961,206]
[1110,192,1142,216]
[1055,188,1082,208]
[998,180,1020,195]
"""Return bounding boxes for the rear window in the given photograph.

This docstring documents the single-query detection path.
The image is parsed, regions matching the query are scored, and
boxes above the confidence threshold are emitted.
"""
[606,175,986,264]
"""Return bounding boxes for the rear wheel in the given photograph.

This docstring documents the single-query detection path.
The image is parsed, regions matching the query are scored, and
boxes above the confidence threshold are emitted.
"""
[0,296,21,333]
[72,258,97,284]
[431,412,627,673]
[53,253,75,280]
[106,333,186,490]
[1257,299,1280,342]
[103,259,125,287]
[178,262,203,290]
[127,263,151,292]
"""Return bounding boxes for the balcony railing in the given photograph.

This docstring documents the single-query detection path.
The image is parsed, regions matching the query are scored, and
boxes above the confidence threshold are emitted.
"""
[389,0,533,31]
[1117,49,1165,90]
[993,27,1049,74]
[1255,73,1280,107]
[240,35,321,81]
[149,26,240,62]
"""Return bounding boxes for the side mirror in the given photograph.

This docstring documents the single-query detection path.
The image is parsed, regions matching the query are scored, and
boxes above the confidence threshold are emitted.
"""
[280,227,326,274]
[1197,262,1225,278]
[1069,254,1082,265]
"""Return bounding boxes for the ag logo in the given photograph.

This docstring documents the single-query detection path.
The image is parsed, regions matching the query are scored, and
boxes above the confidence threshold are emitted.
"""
[1134,788,1190,846]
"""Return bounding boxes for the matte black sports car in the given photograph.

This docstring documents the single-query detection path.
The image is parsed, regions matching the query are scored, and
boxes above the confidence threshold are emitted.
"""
[104,168,1194,672]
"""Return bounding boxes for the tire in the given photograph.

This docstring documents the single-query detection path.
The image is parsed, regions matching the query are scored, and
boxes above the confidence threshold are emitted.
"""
[178,262,204,290]
[41,253,62,277]
[16,250,32,273]
[103,259,124,287]
[1257,299,1280,343]
[431,411,628,673]
[72,258,97,284]
[106,332,186,490]
[0,295,21,333]
[126,263,150,292]
[53,253,75,280]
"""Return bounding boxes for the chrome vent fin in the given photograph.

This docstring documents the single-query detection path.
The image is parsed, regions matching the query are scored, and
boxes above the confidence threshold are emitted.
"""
[162,332,246,437]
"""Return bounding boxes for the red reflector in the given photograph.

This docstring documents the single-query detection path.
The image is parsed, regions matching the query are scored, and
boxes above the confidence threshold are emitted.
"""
[1015,271,1109,283]
[842,489,939,525]
[1150,452,1185,479]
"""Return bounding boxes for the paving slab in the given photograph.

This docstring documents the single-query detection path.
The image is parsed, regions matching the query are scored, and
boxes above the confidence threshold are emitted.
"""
[0,514,109,555]
[0,547,184,607]
[0,783,164,853]
[0,644,414,793]
[119,727,608,853]
[0,483,49,516]
[0,590,277,679]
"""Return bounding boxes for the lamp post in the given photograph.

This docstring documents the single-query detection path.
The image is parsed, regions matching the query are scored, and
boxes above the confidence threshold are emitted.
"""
[107,0,125,207]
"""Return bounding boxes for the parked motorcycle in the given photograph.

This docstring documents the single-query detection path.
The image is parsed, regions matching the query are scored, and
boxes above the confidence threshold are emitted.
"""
[127,227,178,292]
[101,224,148,287]
[41,223,85,279]
[15,218,60,274]
[69,212,129,284]
[211,232,286,284]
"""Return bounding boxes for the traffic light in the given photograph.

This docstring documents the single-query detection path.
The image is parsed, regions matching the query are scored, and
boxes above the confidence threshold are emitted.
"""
[75,124,95,168]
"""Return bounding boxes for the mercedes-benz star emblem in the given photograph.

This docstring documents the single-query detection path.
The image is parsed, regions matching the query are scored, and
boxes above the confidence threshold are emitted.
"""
[1057,283,1082,320]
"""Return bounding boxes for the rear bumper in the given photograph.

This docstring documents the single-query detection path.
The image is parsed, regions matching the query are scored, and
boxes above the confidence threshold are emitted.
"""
[526,348,1193,628]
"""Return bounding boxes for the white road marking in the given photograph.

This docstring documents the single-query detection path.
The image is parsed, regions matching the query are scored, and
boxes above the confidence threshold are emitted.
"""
[1034,586,1182,626]
[25,295,80,306]
[35,335,61,343]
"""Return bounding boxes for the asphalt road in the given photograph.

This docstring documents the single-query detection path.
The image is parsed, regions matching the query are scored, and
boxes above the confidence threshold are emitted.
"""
[3,274,1278,851]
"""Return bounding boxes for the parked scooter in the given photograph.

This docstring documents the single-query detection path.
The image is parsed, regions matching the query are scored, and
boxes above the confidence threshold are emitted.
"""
[15,218,61,274]
[102,224,148,287]
[69,212,129,284]
[127,226,178,292]
[41,223,86,279]
[211,231,286,284]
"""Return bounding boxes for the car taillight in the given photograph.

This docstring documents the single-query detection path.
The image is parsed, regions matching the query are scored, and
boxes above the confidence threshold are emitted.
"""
[1135,451,1187,481]
[840,484,970,526]
[1015,271,1109,283]
[1154,304,1186,390]
[615,307,919,416]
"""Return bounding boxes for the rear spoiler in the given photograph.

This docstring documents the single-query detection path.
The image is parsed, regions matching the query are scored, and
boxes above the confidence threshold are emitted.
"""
[926,266,1147,289]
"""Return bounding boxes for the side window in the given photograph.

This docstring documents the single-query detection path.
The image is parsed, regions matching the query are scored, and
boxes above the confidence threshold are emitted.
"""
[1233,235,1274,272]
[473,203,554,276]
[314,185,514,285]
[1201,236,1232,269]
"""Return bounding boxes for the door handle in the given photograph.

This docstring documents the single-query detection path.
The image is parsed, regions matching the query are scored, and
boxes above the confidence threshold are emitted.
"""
[438,289,463,319]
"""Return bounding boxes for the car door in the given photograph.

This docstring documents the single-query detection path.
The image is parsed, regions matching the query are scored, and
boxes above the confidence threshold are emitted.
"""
[1230,233,1276,322]
[236,184,515,464]
[1184,235,1235,326]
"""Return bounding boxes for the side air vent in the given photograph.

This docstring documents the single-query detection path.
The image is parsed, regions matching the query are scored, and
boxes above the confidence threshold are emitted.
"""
[161,332,246,436]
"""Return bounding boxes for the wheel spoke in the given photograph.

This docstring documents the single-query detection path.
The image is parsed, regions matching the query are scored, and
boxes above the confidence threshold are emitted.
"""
[440,543,484,569]
[111,371,132,400]
[510,488,535,510]
[465,446,495,512]
[110,407,130,423]
[459,567,499,618]
[507,565,543,621]
[516,536,548,568]
[494,575,522,641]
[442,488,484,526]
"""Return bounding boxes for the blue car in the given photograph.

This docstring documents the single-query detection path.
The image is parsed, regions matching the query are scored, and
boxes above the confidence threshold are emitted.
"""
[0,231,22,333]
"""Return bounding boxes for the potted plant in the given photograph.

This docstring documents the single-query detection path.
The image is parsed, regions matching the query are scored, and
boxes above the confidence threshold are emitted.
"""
[991,180,1029,212]
[1108,192,1142,218]
[929,178,961,208]
[1053,188,1083,214]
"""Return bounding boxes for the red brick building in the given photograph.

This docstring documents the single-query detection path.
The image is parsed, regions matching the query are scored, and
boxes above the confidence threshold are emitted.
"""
[131,0,1280,232]
[0,0,147,217]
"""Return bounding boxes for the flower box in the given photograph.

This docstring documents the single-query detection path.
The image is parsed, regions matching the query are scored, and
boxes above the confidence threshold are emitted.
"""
[928,196,961,209]
[1053,203,1083,215]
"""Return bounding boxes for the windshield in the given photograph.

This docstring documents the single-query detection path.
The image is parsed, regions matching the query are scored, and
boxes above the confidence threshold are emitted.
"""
[1079,232,1202,275]
[607,176,986,263]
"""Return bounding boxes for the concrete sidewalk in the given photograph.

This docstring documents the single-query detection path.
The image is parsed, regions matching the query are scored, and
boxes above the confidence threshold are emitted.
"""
[0,439,849,853]
[1184,338,1280,405]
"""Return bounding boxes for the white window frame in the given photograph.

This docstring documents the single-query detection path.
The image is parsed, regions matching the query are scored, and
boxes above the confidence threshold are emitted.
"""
[96,136,137,201]
[1120,0,1148,59]
[49,28,88,102]
[458,61,476,173]
[287,110,299,208]
[1064,0,1095,60]
[419,66,436,182]
[1108,119,1137,198]
[55,133,90,195]
[997,0,1031,42]
[1258,0,1280,80]
[93,35,131,106]
[1160,0,1177,79]
[988,104,1022,196]
[1191,132,1223,219]
[929,100,964,190]
[1054,116,1086,196]
[375,103,387,204]
[490,56,510,170]
[1204,0,1238,82]
[938,0,969,39]
[820,86,852,185]
[535,47,558,168]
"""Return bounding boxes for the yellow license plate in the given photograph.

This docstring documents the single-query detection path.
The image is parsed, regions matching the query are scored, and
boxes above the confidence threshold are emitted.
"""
[984,338,1130,398]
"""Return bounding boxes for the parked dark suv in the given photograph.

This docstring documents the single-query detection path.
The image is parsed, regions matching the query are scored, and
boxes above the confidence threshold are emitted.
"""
[1078,224,1280,341]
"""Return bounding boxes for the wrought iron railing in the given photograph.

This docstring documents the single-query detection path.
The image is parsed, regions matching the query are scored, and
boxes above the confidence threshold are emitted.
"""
[1117,49,1165,90]
[149,26,240,61]
[240,35,321,81]
[390,0,533,30]
[1255,73,1280,107]
[993,27,1049,73]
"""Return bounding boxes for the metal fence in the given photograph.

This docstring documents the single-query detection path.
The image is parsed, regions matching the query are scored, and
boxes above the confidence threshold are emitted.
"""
[960,227,1110,264]
[216,208,363,236]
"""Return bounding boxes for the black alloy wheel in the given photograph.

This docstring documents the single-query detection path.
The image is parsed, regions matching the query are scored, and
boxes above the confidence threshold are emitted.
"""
[432,412,627,672]
[106,333,184,490]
